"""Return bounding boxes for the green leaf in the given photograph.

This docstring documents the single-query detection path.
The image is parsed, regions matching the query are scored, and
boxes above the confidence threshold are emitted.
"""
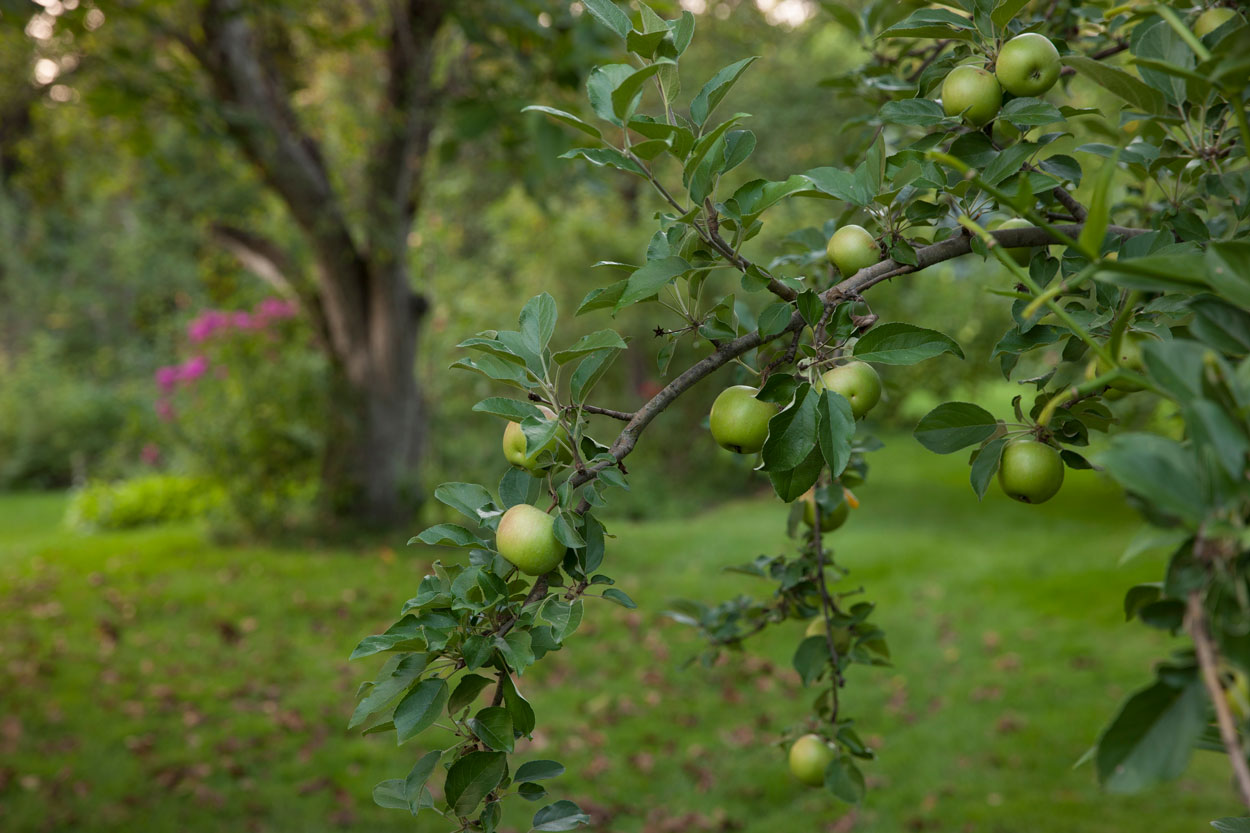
[793,635,829,686]
[580,0,631,38]
[448,674,492,716]
[577,280,628,315]
[914,402,999,454]
[519,293,558,355]
[522,105,601,139]
[990,0,1030,28]
[559,147,646,176]
[766,445,824,503]
[761,385,819,471]
[1190,296,1250,355]
[373,779,408,810]
[495,631,536,673]
[404,750,442,815]
[411,523,490,550]
[516,760,565,782]
[1123,583,1163,621]
[611,62,669,121]
[803,166,873,207]
[444,750,508,817]
[825,757,866,803]
[1205,242,1250,309]
[1078,148,1118,258]
[1212,820,1250,833]
[433,483,496,526]
[853,323,964,365]
[1095,433,1208,525]
[879,8,977,41]
[468,706,515,752]
[1095,677,1206,792]
[816,391,855,476]
[690,57,757,127]
[532,800,592,831]
[394,679,449,744]
[1061,56,1167,114]
[1000,97,1064,127]
[472,398,544,421]
[349,654,429,727]
[552,330,628,364]
[616,256,692,311]
[758,302,794,338]
[601,588,638,609]
[797,289,823,329]
[879,98,948,126]
[571,348,620,403]
[969,436,1007,501]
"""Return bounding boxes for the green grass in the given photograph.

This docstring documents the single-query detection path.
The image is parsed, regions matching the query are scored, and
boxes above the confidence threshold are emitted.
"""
[0,438,1238,832]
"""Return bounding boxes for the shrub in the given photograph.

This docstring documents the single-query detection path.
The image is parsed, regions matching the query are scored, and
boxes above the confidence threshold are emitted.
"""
[64,474,221,530]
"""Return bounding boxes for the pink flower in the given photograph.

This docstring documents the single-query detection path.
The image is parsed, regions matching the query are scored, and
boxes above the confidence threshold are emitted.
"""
[230,311,253,329]
[155,399,175,422]
[188,309,229,342]
[179,355,209,382]
[155,366,179,392]
[254,297,298,322]
[140,443,161,465]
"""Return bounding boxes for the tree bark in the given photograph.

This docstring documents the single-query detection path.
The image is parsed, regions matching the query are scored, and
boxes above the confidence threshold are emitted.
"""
[196,0,446,526]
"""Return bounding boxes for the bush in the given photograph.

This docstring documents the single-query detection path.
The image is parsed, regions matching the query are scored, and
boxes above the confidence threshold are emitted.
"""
[64,474,221,530]
[154,298,328,534]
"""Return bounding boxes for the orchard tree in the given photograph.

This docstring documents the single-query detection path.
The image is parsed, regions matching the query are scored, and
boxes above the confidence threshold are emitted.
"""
[350,0,1250,828]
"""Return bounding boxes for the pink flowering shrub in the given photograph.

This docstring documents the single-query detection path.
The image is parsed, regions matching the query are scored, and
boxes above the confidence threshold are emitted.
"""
[155,297,326,532]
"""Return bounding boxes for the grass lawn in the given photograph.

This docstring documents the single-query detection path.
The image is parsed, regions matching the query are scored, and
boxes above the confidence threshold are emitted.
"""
[0,437,1239,832]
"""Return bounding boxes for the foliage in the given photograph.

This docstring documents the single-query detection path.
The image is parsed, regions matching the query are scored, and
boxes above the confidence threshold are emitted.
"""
[63,474,221,531]
[154,298,328,535]
[354,0,1250,828]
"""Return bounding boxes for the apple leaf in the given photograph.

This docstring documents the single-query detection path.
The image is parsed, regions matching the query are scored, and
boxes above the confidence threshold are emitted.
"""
[404,749,442,815]
[825,757,866,803]
[761,384,819,471]
[913,402,999,454]
[1095,676,1206,792]
[690,57,758,127]
[394,679,449,744]
[969,436,1006,501]
[468,706,515,752]
[532,800,591,831]
[853,323,964,365]
[444,750,507,817]
[816,391,855,476]
[767,445,823,503]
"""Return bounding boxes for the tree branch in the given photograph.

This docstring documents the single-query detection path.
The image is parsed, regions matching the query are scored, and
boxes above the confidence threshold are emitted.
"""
[209,223,298,298]
[1188,590,1250,808]
[1059,41,1128,76]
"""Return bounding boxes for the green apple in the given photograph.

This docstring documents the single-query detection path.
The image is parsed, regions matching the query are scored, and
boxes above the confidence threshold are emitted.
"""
[503,406,570,474]
[816,361,882,420]
[495,504,566,576]
[709,385,778,454]
[805,618,853,653]
[998,440,1064,504]
[788,734,836,787]
[826,224,880,277]
[989,217,1035,266]
[995,33,1061,97]
[800,487,850,532]
[941,65,1002,126]
[1194,7,1240,37]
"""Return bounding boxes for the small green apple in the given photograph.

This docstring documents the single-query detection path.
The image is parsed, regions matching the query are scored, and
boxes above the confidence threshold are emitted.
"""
[789,734,836,787]
[995,33,1061,97]
[1194,7,1240,37]
[826,224,880,277]
[503,406,570,474]
[709,385,778,454]
[805,618,853,653]
[816,361,882,420]
[800,487,850,532]
[495,504,566,576]
[998,439,1064,504]
[941,65,1002,126]
[989,217,1035,266]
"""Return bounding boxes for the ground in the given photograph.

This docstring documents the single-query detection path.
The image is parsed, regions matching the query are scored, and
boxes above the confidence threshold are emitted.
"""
[0,437,1237,832]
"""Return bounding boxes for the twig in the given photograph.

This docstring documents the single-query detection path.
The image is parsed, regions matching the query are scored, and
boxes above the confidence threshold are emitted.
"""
[1059,41,1128,76]
[1050,186,1089,221]
[907,39,951,83]
[527,392,634,422]
[1188,590,1250,808]
[495,576,549,639]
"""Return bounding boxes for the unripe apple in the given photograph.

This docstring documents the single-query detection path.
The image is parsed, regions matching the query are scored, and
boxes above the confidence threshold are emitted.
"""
[941,65,1002,126]
[495,504,566,576]
[989,218,1035,266]
[995,33,1061,97]
[502,406,570,474]
[816,361,882,420]
[826,224,880,277]
[805,618,853,653]
[998,440,1064,504]
[709,385,778,454]
[1095,331,1153,391]
[800,487,850,532]
[1194,7,1240,37]
[789,734,836,787]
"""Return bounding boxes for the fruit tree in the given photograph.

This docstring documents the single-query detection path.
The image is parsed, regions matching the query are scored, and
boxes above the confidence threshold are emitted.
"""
[349,1,1250,829]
